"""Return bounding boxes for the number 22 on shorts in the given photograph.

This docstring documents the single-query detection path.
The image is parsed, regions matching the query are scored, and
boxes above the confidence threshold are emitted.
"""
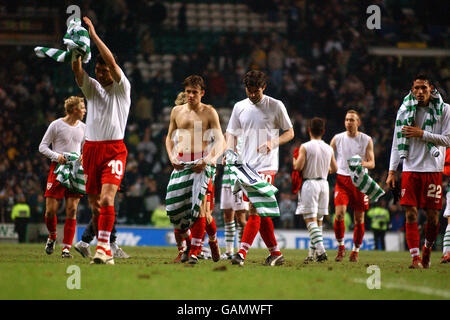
[427,184,442,199]
[108,160,124,180]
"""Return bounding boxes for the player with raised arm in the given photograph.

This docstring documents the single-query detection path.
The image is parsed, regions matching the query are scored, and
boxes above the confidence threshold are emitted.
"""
[165,76,226,264]
[39,96,86,258]
[72,17,131,265]
[228,70,294,266]
[331,110,375,262]
[293,117,337,262]
[387,75,450,268]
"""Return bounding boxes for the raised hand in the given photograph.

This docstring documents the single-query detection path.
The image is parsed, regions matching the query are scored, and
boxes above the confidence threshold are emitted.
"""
[83,17,96,36]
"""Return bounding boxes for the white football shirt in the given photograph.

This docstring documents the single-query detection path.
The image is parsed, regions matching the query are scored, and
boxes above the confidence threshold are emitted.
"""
[302,139,333,179]
[389,103,450,172]
[80,68,131,141]
[227,95,293,172]
[333,131,371,176]
[39,118,86,162]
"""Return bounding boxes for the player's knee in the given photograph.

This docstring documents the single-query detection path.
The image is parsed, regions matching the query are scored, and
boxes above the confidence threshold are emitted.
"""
[99,195,114,207]
[354,212,364,224]
[425,211,439,224]
[65,207,77,219]
[404,206,418,222]
[45,209,57,218]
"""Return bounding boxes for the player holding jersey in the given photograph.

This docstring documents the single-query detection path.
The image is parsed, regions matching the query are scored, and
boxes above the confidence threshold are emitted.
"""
[72,17,131,265]
[220,133,248,259]
[330,110,375,262]
[387,75,450,268]
[166,76,225,264]
[227,70,294,266]
[39,96,86,258]
[294,118,337,262]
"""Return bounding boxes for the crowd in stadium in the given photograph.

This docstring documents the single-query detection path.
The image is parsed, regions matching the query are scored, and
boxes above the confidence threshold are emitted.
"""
[0,0,449,239]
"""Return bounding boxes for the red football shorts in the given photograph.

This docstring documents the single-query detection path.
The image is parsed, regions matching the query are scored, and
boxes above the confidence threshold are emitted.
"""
[44,162,84,199]
[334,174,369,212]
[243,171,276,201]
[83,140,128,195]
[400,172,443,210]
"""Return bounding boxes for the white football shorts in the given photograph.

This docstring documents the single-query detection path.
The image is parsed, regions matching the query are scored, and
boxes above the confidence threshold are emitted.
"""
[295,179,329,217]
[220,187,249,211]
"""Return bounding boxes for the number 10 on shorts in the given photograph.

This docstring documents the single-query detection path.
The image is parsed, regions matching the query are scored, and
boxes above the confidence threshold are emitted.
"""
[108,160,124,179]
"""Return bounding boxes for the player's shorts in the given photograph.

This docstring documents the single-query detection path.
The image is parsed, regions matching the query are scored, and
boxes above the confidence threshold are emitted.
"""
[400,172,443,210]
[243,171,276,202]
[220,187,249,211]
[44,162,84,199]
[83,140,128,195]
[296,179,329,218]
[334,174,369,212]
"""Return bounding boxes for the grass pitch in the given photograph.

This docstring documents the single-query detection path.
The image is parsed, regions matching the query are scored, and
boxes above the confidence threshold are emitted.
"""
[0,244,448,300]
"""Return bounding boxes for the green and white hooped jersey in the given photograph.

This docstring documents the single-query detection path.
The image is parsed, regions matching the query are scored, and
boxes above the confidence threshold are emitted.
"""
[222,136,243,188]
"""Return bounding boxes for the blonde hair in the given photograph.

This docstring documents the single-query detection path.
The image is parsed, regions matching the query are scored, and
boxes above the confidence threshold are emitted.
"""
[346,109,360,120]
[174,92,187,106]
[64,96,84,115]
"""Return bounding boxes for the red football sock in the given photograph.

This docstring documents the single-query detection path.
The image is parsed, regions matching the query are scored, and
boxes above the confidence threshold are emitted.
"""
[259,217,281,256]
[405,222,420,257]
[334,218,345,244]
[97,206,115,247]
[62,218,76,249]
[424,221,440,248]
[353,222,365,249]
[238,215,261,259]
[205,218,217,242]
[174,229,186,251]
[189,217,206,257]
[45,215,57,240]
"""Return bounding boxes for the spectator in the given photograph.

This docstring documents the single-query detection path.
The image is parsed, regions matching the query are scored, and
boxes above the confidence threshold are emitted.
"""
[207,70,228,107]
[367,199,391,250]
[134,93,153,126]
[143,177,162,223]
[11,194,30,243]
[279,193,296,229]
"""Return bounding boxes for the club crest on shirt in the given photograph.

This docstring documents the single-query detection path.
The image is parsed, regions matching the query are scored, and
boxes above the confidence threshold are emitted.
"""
[47,183,52,190]
[401,189,406,197]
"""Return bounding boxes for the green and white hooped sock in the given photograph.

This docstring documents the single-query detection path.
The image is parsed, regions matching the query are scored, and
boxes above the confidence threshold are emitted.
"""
[307,221,325,255]
[224,221,236,254]
[444,224,450,254]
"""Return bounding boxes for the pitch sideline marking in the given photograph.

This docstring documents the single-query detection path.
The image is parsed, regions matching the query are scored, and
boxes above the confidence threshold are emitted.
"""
[352,278,450,299]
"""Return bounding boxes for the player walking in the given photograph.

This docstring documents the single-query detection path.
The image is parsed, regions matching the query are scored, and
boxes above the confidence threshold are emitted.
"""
[293,118,337,262]
[331,110,375,262]
[39,96,86,258]
[387,75,450,268]
[228,70,294,266]
[72,17,131,265]
[165,75,225,264]
[220,133,248,259]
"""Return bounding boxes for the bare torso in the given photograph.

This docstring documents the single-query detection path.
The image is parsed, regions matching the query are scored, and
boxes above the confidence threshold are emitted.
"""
[173,103,214,154]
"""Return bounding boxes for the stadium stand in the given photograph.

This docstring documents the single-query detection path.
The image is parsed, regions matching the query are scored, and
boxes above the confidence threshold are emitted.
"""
[0,0,448,235]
